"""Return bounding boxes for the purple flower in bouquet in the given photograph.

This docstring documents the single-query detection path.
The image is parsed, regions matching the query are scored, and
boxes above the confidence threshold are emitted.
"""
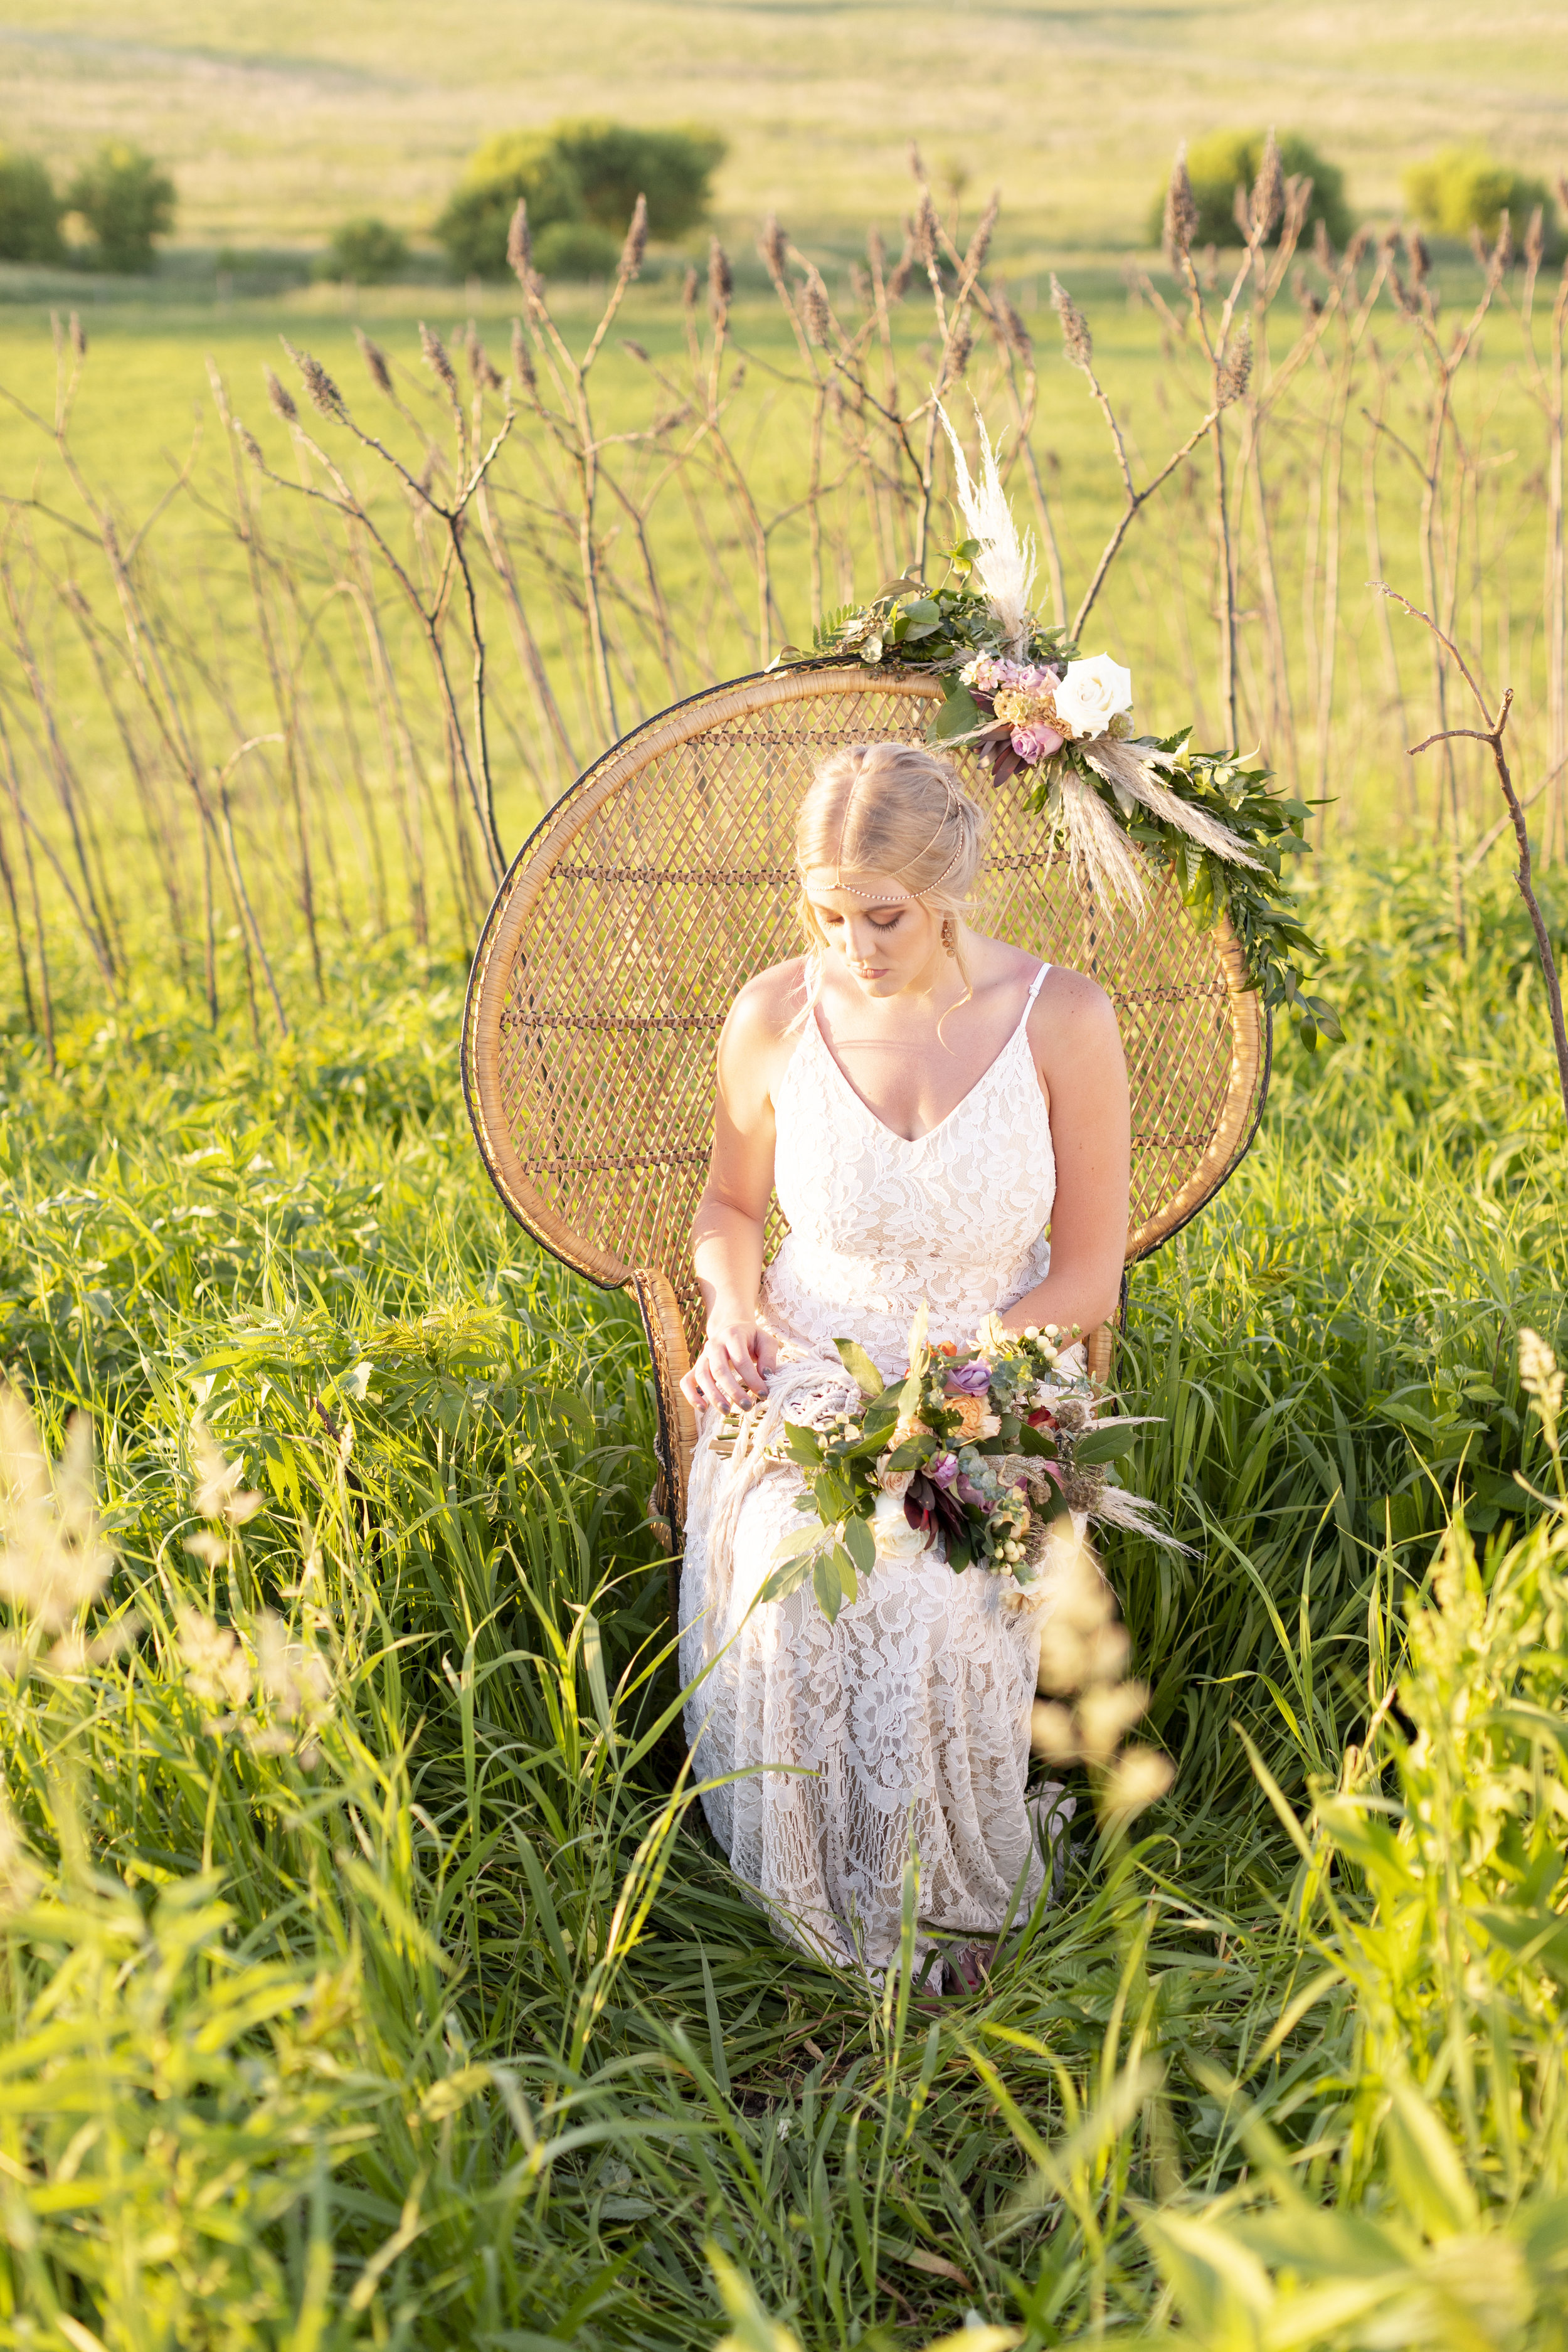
[928,1451,960,1490]
[945,1361,992,1397]
[1005,661,1061,696]
[1009,719,1066,764]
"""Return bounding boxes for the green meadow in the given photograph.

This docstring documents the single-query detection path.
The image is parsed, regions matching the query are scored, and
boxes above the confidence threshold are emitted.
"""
[3,5,1568,2346]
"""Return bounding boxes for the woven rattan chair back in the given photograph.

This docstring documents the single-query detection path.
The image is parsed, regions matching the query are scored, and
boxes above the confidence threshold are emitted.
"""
[464,669,1269,1537]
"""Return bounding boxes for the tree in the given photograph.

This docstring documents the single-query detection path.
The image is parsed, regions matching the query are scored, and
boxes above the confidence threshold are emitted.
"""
[1147,130,1353,252]
[435,120,725,278]
[67,142,175,274]
[435,133,586,280]
[1404,147,1559,252]
[319,217,410,284]
[548,120,724,241]
[0,149,63,264]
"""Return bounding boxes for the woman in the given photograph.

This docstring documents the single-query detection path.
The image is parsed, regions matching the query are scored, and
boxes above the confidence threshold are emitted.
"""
[678,741,1130,1983]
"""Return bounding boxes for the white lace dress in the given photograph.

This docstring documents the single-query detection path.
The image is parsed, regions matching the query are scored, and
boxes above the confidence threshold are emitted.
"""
[680,963,1066,1976]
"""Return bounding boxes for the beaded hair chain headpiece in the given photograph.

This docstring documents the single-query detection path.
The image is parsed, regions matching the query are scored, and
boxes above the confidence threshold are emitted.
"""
[807,756,967,901]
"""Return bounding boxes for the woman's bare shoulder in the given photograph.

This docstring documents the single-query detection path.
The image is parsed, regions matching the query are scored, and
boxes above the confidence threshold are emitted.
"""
[728,956,809,1031]
[722,957,810,1047]
[1030,962,1122,1055]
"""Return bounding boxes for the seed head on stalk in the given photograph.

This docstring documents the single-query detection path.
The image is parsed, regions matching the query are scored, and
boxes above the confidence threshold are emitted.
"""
[1249,129,1283,244]
[759,212,788,283]
[1216,321,1253,407]
[354,327,394,398]
[997,288,1032,363]
[620,192,648,281]
[1163,144,1199,266]
[887,235,916,302]
[420,322,460,404]
[1051,272,1093,373]
[962,189,999,281]
[708,235,733,329]
[800,269,832,347]
[465,322,504,393]
[1526,204,1545,273]
[511,319,535,395]
[507,197,532,285]
[914,186,941,275]
[265,368,299,426]
[0,1381,114,1636]
[281,339,347,424]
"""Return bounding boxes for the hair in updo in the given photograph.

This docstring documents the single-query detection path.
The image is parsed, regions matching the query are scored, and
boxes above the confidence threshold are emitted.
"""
[795,742,987,977]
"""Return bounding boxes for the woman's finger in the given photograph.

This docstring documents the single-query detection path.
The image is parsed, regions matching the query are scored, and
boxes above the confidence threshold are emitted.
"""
[697,1352,741,1410]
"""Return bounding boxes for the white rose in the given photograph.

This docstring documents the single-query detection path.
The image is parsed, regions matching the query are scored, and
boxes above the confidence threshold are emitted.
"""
[871,1489,931,1563]
[1052,653,1133,741]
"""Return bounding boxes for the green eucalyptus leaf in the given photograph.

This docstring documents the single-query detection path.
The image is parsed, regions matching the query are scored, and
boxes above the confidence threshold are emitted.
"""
[842,1515,876,1577]
[761,1551,815,1606]
[834,1337,885,1397]
[926,684,982,744]
[1073,1421,1138,1465]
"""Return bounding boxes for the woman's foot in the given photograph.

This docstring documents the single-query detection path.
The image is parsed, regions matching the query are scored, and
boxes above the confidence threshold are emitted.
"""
[945,1941,994,1994]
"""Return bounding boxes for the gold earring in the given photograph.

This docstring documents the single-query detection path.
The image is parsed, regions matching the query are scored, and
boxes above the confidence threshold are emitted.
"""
[941,916,956,957]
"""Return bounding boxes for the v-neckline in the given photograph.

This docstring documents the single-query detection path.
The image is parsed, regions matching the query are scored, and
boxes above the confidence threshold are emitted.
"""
[809,965,1047,1148]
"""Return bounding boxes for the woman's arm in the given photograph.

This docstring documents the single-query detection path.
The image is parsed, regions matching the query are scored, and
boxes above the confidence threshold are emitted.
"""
[1001,970,1130,1340]
[682,977,788,1411]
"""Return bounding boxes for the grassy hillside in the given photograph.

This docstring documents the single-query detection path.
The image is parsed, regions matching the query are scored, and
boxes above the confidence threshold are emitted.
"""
[1,0,1565,254]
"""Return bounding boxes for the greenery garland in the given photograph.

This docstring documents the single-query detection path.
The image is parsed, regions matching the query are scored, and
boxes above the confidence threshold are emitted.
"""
[776,553,1340,1046]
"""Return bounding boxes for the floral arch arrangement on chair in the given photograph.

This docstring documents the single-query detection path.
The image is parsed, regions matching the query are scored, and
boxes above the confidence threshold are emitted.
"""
[462,419,1329,1567]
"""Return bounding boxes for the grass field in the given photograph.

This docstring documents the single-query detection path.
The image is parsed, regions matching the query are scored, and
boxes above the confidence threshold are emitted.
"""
[3,847,1567,2347]
[2,0,1567,257]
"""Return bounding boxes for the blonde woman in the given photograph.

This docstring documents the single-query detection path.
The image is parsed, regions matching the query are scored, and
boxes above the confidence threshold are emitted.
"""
[679,741,1131,1986]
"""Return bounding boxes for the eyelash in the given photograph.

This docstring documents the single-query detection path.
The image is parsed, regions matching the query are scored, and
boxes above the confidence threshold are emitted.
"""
[824,912,903,933]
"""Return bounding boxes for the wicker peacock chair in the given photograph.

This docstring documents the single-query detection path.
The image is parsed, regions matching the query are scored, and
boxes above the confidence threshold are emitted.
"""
[463,668,1269,1567]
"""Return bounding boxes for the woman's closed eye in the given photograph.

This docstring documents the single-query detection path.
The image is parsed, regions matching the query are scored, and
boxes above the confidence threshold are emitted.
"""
[823,911,903,933]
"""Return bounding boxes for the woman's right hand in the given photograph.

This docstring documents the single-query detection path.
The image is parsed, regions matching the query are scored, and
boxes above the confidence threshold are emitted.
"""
[681,1316,774,1412]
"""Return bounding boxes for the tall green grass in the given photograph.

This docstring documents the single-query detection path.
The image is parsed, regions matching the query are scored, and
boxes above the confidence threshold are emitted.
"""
[0,847,1564,2347]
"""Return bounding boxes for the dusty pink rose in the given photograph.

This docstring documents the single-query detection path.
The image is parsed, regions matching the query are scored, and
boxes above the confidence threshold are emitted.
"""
[1011,721,1065,764]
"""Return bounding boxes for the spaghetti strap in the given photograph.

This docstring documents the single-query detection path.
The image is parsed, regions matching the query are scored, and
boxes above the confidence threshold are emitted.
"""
[1020,961,1051,1019]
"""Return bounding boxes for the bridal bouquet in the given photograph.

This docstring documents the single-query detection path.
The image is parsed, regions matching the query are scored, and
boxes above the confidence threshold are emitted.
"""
[714,1308,1168,1625]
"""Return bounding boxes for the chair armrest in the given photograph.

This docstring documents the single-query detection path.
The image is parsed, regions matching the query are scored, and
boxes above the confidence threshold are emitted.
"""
[629,1268,697,1532]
